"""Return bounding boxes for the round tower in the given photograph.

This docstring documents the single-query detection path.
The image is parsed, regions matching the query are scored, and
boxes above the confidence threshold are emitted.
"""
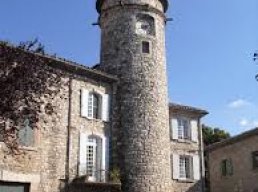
[96,0,171,191]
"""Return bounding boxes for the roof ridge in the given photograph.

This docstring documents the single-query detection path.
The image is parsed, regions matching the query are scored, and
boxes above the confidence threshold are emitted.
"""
[206,127,258,152]
[0,41,118,82]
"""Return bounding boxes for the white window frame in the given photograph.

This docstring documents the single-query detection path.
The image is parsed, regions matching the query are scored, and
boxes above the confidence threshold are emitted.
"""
[177,118,191,140]
[81,89,110,122]
[88,92,101,120]
[179,155,193,180]
[172,154,200,181]
[79,132,109,182]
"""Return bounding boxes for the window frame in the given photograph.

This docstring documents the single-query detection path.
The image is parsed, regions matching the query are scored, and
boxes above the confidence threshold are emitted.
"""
[142,41,150,54]
[177,118,191,140]
[179,155,193,180]
[88,92,102,120]
[221,158,233,176]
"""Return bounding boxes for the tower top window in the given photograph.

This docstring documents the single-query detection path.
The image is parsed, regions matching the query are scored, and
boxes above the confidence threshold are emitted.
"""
[136,14,155,36]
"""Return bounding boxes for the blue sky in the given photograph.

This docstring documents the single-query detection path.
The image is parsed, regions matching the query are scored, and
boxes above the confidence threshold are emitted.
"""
[1,0,258,135]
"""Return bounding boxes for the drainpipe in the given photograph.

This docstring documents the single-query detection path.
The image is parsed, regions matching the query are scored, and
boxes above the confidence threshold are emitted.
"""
[199,120,206,192]
[65,77,73,190]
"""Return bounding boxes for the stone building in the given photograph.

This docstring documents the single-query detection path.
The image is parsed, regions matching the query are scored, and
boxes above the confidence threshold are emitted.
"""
[0,0,208,192]
[206,128,258,192]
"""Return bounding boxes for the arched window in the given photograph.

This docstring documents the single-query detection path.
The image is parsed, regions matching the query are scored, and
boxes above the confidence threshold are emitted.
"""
[88,93,101,119]
[18,118,34,147]
[86,135,103,181]
[135,14,155,36]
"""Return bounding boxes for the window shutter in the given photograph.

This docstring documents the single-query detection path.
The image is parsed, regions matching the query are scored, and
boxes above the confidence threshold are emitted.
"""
[81,89,89,118]
[228,159,234,176]
[79,133,87,176]
[96,137,103,181]
[172,118,178,140]
[101,136,107,182]
[102,94,110,122]
[172,154,179,180]
[191,120,199,143]
[193,155,201,180]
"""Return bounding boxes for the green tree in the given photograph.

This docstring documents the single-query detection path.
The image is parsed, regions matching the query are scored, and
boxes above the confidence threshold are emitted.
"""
[202,125,230,146]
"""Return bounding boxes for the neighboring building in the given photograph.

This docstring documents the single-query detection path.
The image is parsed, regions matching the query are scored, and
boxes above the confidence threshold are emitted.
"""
[0,0,208,192]
[169,103,208,192]
[206,128,258,192]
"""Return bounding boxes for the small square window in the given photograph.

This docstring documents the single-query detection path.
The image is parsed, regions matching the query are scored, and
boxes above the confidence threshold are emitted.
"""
[142,41,150,54]
[252,151,258,169]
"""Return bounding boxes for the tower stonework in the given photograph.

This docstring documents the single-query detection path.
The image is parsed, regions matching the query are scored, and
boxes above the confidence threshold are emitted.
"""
[96,0,172,192]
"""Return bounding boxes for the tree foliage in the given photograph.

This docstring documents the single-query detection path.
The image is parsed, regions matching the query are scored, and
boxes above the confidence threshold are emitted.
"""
[202,124,230,146]
[0,40,65,154]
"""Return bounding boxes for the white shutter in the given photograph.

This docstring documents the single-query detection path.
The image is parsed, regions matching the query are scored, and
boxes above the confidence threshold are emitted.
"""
[172,118,178,140]
[79,133,87,176]
[191,120,199,142]
[102,94,110,122]
[193,155,201,180]
[81,89,89,118]
[173,154,179,180]
[101,136,107,182]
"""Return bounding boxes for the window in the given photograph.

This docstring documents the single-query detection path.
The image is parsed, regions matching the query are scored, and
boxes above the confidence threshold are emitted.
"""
[86,137,98,178]
[179,156,193,179]
[252,151,258,169]
[142,41,150,54]
[0,124,4,142]
[221,159,233,176]
[177,118,191,140]
[172,154,200,181]
[79,133,107,182]
[136,14,155,36]
[88,93,100,119]
[18,118,34,147]
[81,89,110,122]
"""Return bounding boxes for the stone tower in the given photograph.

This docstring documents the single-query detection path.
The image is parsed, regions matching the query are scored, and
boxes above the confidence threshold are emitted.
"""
[96,0,171,192]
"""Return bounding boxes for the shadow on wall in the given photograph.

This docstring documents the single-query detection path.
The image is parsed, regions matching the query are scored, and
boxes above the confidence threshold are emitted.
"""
[59,178,121,192]
[60,179,205,192]
[184,179,205,192]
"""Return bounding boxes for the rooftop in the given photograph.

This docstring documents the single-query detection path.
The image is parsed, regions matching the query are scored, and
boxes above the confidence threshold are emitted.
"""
[206,127,258,152]
[169,103,208,116]
[96,0,169,13]
[0,41,118,83]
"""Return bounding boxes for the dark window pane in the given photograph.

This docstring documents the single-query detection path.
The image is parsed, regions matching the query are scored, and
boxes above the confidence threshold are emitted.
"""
[142,41,150,54]
[92,93,99,119]
[0,123,4,142]
[221,160,227,176]
[253,151,258,169]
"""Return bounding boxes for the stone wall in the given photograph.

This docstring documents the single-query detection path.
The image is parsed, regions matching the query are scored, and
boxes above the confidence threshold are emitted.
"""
[169,108,205,192]
[208,134,258,192]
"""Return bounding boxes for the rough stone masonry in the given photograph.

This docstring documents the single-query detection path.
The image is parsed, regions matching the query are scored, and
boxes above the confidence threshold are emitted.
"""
[97,0,172,191]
